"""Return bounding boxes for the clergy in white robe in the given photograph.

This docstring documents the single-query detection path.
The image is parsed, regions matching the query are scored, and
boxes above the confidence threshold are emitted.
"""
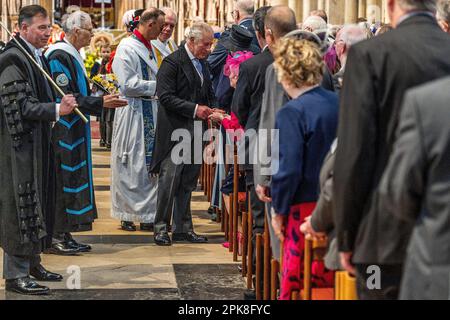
[151,7,178,68]
[110,33,160,224]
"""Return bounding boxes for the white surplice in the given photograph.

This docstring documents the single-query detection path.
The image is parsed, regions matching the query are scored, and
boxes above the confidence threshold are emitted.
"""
[110,36,159,223]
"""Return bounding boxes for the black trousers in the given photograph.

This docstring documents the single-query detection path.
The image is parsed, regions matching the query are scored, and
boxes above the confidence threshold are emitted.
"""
[355,263,403,300]
[3,252,41,280]
[154,153,202,235]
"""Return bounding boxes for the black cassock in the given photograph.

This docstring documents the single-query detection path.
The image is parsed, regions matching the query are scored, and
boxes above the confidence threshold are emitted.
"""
[0,36,56,256]
[46,45,103,234]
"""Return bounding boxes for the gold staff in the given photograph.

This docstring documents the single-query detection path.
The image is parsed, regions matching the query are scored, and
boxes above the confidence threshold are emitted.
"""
[0,22,88,123]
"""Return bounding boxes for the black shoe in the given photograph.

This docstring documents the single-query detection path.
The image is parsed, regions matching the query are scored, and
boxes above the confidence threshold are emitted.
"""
[67,239,92,252]
[154,232,171,246]
[243,290,256,300]
[172,231,208,243]
[45,242,80,256]
[5,277,50,295]
[30,264,63,282]
[63,233,92,252]
[140,223,154,231]
[121,221,136,232]
[106,143,111,150]
[99,140,106,147]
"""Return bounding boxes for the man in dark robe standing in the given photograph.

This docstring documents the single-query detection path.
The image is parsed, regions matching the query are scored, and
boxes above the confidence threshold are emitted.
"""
[44,10,127,255]
[0,5,78,295]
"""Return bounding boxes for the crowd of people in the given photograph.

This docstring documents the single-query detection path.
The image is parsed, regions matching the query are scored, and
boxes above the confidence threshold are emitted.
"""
[0,0,449,300]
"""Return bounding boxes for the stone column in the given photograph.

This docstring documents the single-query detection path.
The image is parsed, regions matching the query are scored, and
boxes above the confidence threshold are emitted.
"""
[270,0,289,5]
[303,0,318,20]
[327,0,345,25]
[345,0,358,23]
[288,0,303,23]
[358,0,366,19]
[317,0,326,10]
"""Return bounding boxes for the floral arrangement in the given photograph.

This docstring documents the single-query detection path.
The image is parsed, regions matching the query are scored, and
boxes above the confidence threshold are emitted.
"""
[84,51,98,75]
[92,73,120,94]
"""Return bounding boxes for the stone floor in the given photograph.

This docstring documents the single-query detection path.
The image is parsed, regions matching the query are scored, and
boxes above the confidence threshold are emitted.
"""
[0,139,245,300]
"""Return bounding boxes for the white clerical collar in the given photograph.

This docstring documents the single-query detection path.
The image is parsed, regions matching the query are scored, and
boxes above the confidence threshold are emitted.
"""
[20,36,42,57]
[184,43,196,61]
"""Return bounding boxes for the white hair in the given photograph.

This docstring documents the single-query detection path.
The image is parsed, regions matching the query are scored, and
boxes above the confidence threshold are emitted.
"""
[122,9,135,28]
[437,0,450,22]
[398,0,437,12]
[64,11,91,34]
[188,22,214,41]
[339,24,368,47]
[234,0,255,16]
[160,7,178,23]
[302,16,327,32]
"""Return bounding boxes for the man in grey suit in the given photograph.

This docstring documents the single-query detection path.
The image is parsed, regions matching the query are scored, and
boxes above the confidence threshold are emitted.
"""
[379,76,450,300]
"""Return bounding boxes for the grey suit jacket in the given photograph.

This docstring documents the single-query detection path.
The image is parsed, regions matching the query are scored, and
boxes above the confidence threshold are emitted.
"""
[379,76,450,300]
[254,63,288,187]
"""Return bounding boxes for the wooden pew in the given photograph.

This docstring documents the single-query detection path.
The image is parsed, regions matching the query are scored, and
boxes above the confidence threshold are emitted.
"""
[302,236,334,300]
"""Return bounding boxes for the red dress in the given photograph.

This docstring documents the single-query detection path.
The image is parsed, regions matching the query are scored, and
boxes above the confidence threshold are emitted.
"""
[280,203,334,300]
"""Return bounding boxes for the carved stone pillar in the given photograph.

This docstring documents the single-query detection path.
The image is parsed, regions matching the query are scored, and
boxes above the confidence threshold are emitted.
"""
[345,0,358,23]
[358,0,366,19]
[303,0,318,20]
[288,0,302,23]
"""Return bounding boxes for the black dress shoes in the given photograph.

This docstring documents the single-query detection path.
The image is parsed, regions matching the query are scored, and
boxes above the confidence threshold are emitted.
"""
[30,264,63,282]
[121,221,136,231]
[140,223,154,231]
[172,231,208,243]
[46,241,80,255]
[154,232,172,246]
[5,277,50,295]
[62,233,92,252]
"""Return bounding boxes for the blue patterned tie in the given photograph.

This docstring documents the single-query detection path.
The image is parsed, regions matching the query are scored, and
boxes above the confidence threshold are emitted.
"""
[193,58,203,79]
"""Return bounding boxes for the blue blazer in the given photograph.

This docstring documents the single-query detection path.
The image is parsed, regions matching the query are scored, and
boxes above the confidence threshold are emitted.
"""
[271,87,339,216]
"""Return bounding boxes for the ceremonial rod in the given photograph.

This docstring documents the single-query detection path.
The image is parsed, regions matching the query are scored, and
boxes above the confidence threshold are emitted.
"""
[0,22,88,123]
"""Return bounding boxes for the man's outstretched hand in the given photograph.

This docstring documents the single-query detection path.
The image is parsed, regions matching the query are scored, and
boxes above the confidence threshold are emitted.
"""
[103,94,128,108]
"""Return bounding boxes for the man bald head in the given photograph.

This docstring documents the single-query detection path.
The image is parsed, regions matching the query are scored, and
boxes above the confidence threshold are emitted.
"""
[264,5,297,49]
[233,0,255,24]
[137,8,165,41]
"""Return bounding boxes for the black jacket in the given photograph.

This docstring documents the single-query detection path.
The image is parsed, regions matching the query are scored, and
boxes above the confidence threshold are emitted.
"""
[333,14,450,264]
[0,36,56,255]
[150,45,216,173]
[231,47,274,131]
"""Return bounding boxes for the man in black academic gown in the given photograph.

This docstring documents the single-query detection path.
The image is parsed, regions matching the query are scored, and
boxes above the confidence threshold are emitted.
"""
[0,5,78,295]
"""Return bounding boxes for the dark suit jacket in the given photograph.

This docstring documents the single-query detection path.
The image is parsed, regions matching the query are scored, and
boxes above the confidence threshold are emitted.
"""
[379,77,450,299]
[333,14,450,264]
[150,45,216,173]
[239,18,259,50]
[231,47,274,131]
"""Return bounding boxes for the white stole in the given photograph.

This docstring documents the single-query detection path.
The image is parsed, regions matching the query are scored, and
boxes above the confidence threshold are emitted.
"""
[45,39,88,78]
[121,37,158,76]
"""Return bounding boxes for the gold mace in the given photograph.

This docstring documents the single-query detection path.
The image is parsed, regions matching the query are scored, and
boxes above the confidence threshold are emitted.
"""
[0,22,88,123]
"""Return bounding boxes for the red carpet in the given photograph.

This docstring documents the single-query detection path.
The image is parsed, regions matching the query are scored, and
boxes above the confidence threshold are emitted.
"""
[91,119,100,139]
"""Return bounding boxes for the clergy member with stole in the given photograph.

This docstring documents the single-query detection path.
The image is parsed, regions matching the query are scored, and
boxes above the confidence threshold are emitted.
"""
[111,8,166,232]
[0,5,78,295]
[45,11,127,255]
[151,7,178,68]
